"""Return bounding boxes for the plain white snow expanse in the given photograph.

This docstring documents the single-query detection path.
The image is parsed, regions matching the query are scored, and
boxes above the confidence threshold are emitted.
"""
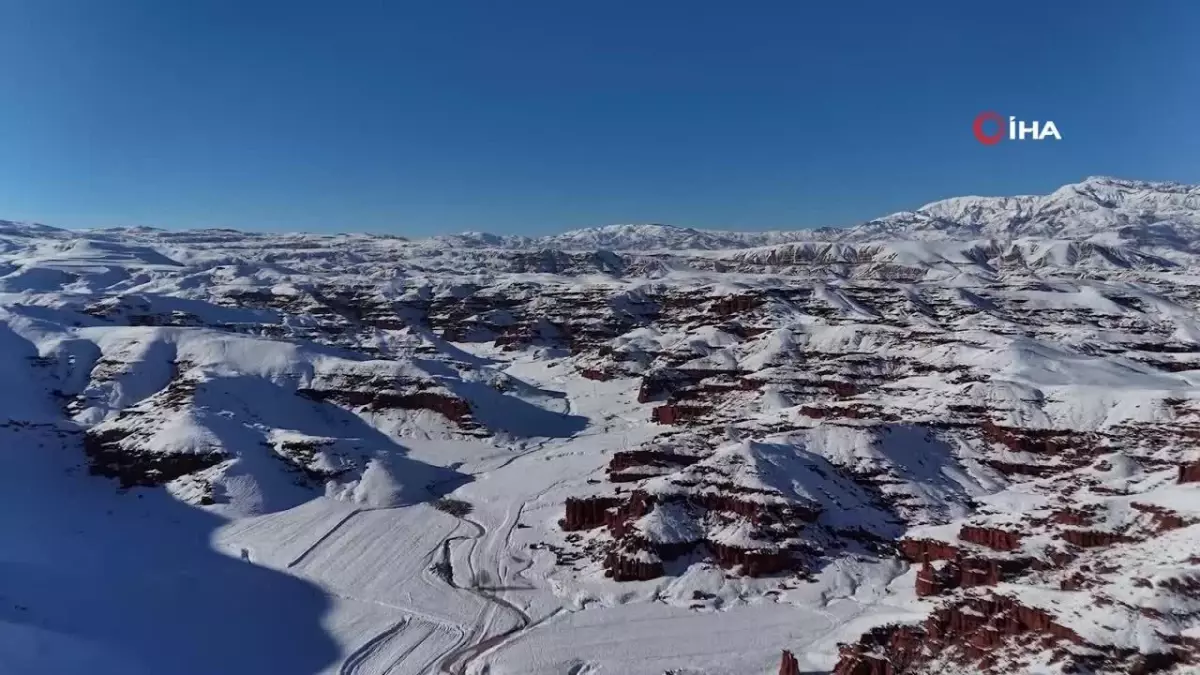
[1,176,1200,674]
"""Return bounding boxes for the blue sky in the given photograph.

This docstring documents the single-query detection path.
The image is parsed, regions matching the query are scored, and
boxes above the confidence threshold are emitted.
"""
[0,1,1197,235]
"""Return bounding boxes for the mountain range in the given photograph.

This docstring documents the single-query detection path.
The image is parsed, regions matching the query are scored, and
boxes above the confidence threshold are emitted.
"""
[421,176,1200,252]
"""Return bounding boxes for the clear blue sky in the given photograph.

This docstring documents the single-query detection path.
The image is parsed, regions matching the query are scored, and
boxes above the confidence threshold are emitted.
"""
[0,1,1197,235]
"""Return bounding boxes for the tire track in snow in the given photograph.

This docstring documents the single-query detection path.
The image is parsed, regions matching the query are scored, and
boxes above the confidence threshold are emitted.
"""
[435,512,534,675]
[342,616,465,675]
[339,618,409,675]
[286,508,362,569]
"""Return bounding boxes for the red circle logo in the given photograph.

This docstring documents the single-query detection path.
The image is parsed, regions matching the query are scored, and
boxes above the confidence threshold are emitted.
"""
[973,111,1005,145]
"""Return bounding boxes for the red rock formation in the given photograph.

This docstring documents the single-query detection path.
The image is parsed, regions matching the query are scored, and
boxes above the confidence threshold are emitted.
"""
[650,404,708,425]
[980,420,1085,455]
[707,542,794,577]
[580,368,611,381]
[833,623,925,675]
[684,493,818,524]
[603,550,663,581]
[603,490,656,538]
[1051,508,1096,526]
[834,595,1084,675]
[608,449,699,473]
[559,496,621,531]
[825,380,859,397]
[914,555,1035,596]
[898,538,959,562]
[1178,462,1200,484]
[778,649,800,675]
[958,556,1034,588]
[1061,529,1131,548]
[711,295,760,316]
[984,459,1057,477]
[958,525,1023,552]
[1131,502,1190,532]
[298,387,474,424]
[607,449,699,482]
[391,392,473,422]
[915,558,949,597]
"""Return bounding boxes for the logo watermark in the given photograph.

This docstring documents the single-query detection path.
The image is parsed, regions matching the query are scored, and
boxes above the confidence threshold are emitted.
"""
[973,111,1061,145]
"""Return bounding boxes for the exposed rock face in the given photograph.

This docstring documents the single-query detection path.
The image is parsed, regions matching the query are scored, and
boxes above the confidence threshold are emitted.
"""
[298,387,474,424]
[1130,502,1190,532]
[778,649,800,675]
[607,449,700,482]
[603,548,663,581]
[651,404,708,425]
[1179,462,1200,483]
[1050,507,1096,526]
[914,556,1035,597]
[579,368,611,381]
[708,541,795,576]
[834,594,1127,675]
[636,368,745,404]
[833,623,926,675]
[559,443,830,580]
[83,428,226,488]
[899,538,959,562]
[711,295,760,316]
[559,496,622,531]
[1060,529,1131,548]
[958,525,1023,552]
[836,588,1200,674]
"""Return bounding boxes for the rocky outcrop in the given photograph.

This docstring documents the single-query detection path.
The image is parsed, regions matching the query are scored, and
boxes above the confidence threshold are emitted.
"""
[983,459,1059,477]
[603,549,663,581]
[636,368,744,404]
[898,538,959,562]
[1050,507,1096,526]
[833,623,926,675]
[560,479,816,581]
[835,593,1192,675]
[298,387,474,425]
[637,370,694,404]
[651,404,709,425]
[83,428,226,489]
[559,496,621,531]
[914,555,1036,596]
[711,295,760,316]
[980,421,1083,454]
[1131,502,1190,532]
[958,525,1022,552]
[834,595,1078,674]
[708,542,794,577]
[1178,461,1200,484]
[915,559,950,597]
[607,449,700,482]
[778,649,800,675]
[1060,529,1132,548]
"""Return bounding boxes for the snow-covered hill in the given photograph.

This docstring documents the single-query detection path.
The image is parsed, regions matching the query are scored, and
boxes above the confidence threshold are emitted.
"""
[3,178,1200,674]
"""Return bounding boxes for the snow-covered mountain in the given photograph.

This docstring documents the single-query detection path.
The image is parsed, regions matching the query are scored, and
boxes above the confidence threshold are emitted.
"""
[418,176,1200,252]
[842,176,1200,244]
[3,178,1200,675]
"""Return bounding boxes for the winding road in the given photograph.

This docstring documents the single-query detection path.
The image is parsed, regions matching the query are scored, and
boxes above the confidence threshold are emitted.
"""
[435,513,535,675]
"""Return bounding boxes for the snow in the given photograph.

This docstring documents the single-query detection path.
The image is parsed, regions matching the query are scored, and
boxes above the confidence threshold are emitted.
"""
[2,176,1200,673]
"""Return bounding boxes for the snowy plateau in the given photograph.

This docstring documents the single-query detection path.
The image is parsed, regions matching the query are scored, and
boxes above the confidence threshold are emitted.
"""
[2,176,1200,675]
